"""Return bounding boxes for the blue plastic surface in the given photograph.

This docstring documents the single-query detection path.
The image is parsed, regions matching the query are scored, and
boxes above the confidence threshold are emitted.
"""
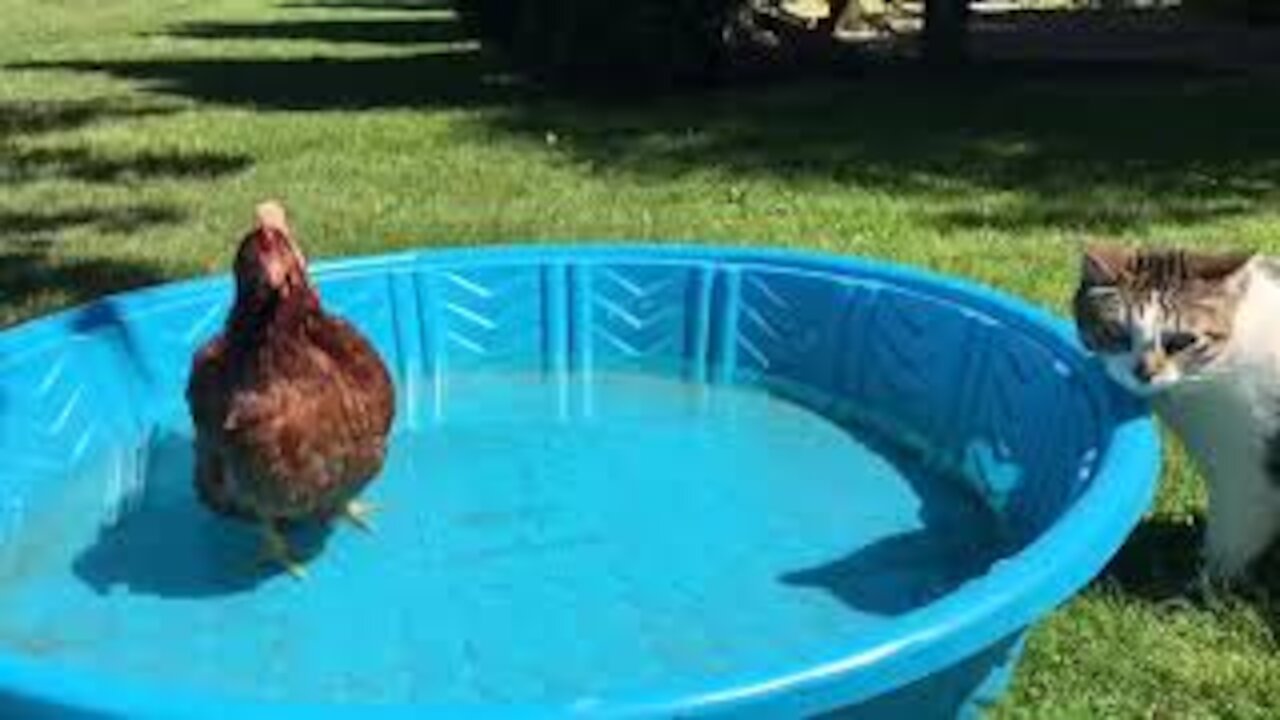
[0,244,1159,719]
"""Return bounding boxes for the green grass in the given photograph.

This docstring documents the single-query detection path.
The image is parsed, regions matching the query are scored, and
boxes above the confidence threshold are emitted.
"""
[2,0,1280,716]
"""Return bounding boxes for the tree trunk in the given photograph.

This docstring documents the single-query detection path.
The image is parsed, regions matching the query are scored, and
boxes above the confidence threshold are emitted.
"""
[819,0,856,36]
[922,0,969,65]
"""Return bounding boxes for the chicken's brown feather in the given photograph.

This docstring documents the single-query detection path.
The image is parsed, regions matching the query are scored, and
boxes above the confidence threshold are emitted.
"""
[186,202,395,529]
[216,319,393,521]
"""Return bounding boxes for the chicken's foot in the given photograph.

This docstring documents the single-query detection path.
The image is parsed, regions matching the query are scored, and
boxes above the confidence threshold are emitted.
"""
[341,499,377,533]
[257,520,307,579]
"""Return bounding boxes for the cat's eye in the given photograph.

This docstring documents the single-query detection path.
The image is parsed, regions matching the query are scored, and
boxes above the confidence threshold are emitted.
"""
[1093,320,1129,349]
[1161,331,1198,354]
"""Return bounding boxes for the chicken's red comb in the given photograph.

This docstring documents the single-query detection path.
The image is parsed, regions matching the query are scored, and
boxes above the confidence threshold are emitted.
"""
[254,200,289,234]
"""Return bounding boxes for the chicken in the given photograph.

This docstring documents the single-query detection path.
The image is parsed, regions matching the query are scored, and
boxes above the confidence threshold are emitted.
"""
[186,200,395,578]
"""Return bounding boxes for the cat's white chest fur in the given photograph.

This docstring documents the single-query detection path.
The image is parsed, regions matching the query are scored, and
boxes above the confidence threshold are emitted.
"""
[1158,372,1273,490]
[1155,263,1280,579]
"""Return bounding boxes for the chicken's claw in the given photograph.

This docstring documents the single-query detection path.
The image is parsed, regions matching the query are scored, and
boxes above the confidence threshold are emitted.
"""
[341,499,377,533]
[257,521,307,579]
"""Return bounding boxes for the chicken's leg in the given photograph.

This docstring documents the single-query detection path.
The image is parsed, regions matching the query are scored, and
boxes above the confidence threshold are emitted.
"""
[257,520,307,579]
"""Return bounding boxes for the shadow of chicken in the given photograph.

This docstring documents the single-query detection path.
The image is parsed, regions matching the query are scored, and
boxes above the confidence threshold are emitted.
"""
[186,200,395,578]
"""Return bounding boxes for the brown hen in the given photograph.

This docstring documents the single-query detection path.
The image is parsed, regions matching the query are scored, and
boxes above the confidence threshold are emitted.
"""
[186,201,395,578]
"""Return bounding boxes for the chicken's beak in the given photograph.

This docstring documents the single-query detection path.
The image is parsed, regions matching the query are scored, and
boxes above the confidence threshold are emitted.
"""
[257,231,310,295]
[263,254,289,289]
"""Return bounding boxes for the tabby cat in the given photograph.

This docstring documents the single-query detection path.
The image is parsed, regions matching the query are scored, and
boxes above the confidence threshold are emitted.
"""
[1073,244,1280,584]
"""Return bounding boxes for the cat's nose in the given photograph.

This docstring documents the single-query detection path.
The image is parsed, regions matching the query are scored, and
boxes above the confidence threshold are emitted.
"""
[1133,351,1165,383]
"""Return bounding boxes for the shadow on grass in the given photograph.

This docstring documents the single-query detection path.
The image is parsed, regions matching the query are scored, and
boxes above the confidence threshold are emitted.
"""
[0,249,172,312]
[0,99,177,140]
[0,203,184,326]
[1099,514,1280,630]
[0,205,185,244]
[19,49,519,111]
[278,0,450,10]
[1097,516,1204,602]
[9,5,1280,236]
[485,63,1280,233]
[0,100,252,186]
[170,18,468,45]
[0,98,244,245]
[0,97,242,325]
[0,146,252,185]
[1100,517,1280,645]
[24,55,1280,233]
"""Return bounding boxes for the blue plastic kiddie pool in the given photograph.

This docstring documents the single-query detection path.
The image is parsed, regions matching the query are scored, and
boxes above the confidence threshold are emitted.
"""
[0,244,1158,718]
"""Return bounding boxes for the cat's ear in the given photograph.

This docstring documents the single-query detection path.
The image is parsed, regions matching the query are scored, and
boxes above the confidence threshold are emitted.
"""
[1187,250,1255,283]
[1081,243,1129,285]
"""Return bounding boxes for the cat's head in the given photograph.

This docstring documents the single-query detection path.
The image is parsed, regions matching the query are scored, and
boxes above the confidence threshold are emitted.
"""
[1073,244,1255,396]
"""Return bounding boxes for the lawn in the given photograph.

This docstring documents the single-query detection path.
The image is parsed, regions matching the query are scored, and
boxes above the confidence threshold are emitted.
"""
[2,0,1280,716]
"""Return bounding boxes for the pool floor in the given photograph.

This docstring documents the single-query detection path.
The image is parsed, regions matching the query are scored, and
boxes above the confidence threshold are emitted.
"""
[0,372,1008,704]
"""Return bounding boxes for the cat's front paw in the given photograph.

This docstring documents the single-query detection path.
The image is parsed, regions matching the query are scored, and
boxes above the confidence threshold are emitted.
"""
[1193,567,1235,608]
[1154,568,1228,612]
[1187,559,1269,608]
[1202,519,1273,594]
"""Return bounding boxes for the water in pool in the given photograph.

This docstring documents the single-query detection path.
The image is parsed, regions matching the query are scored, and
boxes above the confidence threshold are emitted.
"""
[0,372,1010,704]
